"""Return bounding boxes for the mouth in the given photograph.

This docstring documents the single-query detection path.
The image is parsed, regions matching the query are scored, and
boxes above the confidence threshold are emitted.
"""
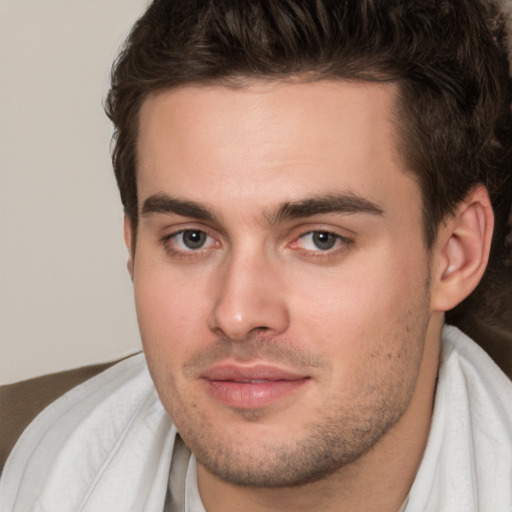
[200,364,311,409]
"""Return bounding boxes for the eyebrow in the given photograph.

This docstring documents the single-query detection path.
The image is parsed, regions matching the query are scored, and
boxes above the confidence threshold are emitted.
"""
[141,191,384,224]
[141,194,216,221]
[266,193,384,224]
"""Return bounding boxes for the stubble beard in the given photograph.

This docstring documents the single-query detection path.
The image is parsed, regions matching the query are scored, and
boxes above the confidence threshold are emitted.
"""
[187,402,415,488]
[156,288,431,489]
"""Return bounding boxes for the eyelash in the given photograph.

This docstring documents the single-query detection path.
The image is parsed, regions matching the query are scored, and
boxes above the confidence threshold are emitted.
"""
[290,230,354,256]
[160,228,354,260]
[161,229,218,258]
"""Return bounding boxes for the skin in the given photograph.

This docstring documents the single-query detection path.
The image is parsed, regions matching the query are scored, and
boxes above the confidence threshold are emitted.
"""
[126,80,493,511]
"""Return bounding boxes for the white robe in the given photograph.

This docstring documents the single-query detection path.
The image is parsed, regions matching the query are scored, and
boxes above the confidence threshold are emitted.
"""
[1,326,511,511]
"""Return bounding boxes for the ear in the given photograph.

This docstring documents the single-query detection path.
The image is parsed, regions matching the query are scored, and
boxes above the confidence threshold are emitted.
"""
[123,214,135,280]
[431,184,494,312]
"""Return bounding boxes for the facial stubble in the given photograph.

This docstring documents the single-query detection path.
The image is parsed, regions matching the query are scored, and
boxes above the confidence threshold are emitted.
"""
[152,284,432,489]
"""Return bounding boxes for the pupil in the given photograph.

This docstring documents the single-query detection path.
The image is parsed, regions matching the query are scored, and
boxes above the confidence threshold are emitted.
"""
[312,232,336,250]
[183,230,206,249]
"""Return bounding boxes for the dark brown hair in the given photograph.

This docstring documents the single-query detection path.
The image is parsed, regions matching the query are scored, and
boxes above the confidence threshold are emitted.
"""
[105,0,512,327]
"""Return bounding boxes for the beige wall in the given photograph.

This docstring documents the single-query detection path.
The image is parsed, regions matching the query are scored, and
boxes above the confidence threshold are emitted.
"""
[1,1,149,384]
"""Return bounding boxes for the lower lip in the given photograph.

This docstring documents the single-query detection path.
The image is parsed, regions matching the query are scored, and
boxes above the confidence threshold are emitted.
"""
[203,379,309,409]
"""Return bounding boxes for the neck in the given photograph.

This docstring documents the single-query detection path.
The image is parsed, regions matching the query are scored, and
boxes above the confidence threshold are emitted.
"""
[197,320,442,512]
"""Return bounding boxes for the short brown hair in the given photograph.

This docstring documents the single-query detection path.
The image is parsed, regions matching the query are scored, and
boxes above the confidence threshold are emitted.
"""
[105,0,512,323]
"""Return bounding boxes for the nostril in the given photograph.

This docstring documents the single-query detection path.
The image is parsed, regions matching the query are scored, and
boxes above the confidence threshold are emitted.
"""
[250,326,271,334]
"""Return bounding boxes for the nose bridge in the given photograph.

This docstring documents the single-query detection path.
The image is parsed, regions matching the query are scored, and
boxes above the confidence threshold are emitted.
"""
[208,243,289,340]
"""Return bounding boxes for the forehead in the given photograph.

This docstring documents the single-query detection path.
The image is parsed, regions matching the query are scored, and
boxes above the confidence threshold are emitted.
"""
[136,80,419,224]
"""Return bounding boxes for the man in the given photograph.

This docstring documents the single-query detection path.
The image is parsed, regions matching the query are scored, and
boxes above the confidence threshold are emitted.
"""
[1,0,512,511]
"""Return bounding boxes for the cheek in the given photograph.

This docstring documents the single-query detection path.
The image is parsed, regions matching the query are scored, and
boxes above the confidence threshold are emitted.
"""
[289,247,429,362]
[302,255,423,311]
[132,265,213,416]
[132,260,211,370]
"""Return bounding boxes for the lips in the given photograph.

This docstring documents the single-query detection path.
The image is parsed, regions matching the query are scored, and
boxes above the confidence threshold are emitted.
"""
[200,364,310,409]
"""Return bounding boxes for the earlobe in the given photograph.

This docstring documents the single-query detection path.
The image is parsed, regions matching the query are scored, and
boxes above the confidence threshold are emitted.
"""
[123,214,135,280]
[431,185,494,312]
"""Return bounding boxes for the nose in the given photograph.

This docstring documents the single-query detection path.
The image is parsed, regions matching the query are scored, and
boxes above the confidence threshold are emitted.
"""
[207,249,290,341]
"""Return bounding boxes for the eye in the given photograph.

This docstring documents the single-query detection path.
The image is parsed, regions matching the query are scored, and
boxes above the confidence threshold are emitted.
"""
[294,231,349,252]
[164,229,217,253]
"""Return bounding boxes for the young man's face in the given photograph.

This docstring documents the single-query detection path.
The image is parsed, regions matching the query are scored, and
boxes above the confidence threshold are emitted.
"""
[131,80,440,487]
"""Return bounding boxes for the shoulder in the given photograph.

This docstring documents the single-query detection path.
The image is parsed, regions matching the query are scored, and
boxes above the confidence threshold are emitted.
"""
[443,327,512,493]
[0,354,171,512]
[441,325,512,418]
[443,325,512,390]
[0,357,135,475]
[406,326,512,510]
[449,277,512,380]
